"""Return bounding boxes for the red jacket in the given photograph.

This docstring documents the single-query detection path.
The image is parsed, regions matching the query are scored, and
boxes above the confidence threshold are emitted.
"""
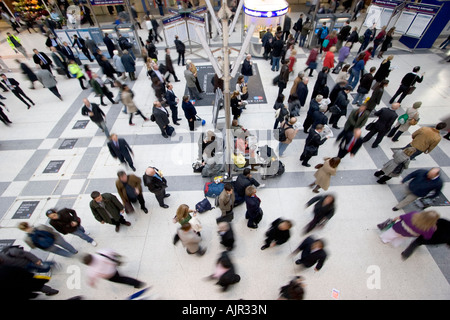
[323,51,335,69]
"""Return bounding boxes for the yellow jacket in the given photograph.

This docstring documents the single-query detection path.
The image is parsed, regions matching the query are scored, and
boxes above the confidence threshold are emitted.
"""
[6,34,21,48]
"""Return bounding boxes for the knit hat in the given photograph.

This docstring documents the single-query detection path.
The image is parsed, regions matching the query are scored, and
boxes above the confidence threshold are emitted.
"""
[413,101,422,109]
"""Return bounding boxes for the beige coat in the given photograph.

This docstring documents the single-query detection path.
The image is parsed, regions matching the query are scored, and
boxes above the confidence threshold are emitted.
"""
[218,189,235,216]
[314,159,337,191]
[280,121,299,144]
[396,107,420,132]
[410,127,441,153]
[121,90,138,113]
[289,76,302,95]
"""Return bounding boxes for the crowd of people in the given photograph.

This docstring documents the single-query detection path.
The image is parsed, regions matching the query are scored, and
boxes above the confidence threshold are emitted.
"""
[0,1,449,301]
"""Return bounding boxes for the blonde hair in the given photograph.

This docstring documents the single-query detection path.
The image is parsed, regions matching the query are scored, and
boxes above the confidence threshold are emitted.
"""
[231,90,240,99]
[245,185,256,197]
[329,46,337,53]
[176,204,190,222]
[411,210,440,232]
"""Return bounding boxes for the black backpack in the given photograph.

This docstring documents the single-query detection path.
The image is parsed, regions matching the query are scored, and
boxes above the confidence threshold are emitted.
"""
[276,125,293,142]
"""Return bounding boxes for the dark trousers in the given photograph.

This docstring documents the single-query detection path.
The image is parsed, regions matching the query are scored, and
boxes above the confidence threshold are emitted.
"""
[81,47,94,62]
[110,215,128,227]
[165,70,179,82]
[329,113,343,127]
[0,108,12,124]
[403,143,423,160]
[303,114,313,133]
[12,88,34,107]
[247,211,262,228]
[300,149,313,165]
[48,86,61,99]
[153,188,167,206]
[118,152,134,169]
[187,117,195,131]
[387,124,404,141]
[177,51,185,65]
[170,106,179,123]
[77,76,87,89]
[41,64,53,74]
[362,129,387,148]
[130,193,146,209]
[389,84,409,104]
[337,148,349,159]
[108,271,142,288]
[129,109,147,124]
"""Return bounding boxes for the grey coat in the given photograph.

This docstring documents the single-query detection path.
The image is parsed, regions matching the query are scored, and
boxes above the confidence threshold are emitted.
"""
[396,106,420,132]
[36,69,57,88]
[177,228,202,253]
[381,149,410,177]
[184,69,197,88]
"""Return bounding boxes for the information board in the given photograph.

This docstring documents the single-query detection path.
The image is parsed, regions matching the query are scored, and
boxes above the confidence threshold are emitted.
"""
[406,13,433,38]
[12,201,39,219]
[395,11,416,34]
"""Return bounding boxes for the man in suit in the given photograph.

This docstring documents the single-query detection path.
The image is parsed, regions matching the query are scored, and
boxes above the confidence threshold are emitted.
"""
[336,20,351,51]
[337,128,364,159]
[165,83,181,125]
[292,237,327,271]
[362,103,400,148]
[79,3,95,26]
[49,46,71,79]
[300,124,329,167]
[152,100,171,138]
[89,191,131,232]
[174,35,185,66]
[81,98,110,138]
[84,36,99,59]
[143,166,170,208]
[72,35,93,62]
[181,95,197,131]
[389,66,424,104]
[115,171,148,214]
[0,74,34,109]
[32,49,53,74]
[107,134,136,171]
[61,42,76,62]
[282,14,292,42]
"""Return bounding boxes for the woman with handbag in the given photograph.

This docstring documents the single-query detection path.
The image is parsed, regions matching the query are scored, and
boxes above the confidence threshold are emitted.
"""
[347,52,366,90]
[121,84,149,126]
[374,147,416,184]
[173,204,201,234]
[377,27,395,59]
[273,94,289,129]
[373,55,393,88]
[236,75,248,104]
[366,79,389,112]
[388,101,421,142]
[309,157,340,193]
[304,45,319,77]
[378,210,439,248]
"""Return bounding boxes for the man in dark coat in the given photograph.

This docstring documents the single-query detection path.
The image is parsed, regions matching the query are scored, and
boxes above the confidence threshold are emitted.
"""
[165,83,181,125]
[300,124,329,167]
[296,77,309,109]
[217,221,235,251]
[89,191,131,232]
[292,237,327,271]
[152,100,171,138]
[336,128,364,159]
[233,168,262,205]
[15,59,38,89]
[362,103,400,148]
[211,251,241,291]
[389,66,424,104]
[103,33,116,58]
[282,14,292,41]
[311,103,328,131]
[271,34,284,72]
[72,35,93,62]
[278,60,290,97]
[261,218,292,250]
[81,98,110,138]
[303,94,322,133]
[60,41,77,62]
[174,35,185,66]
[107,133,136,171]
[329,85,352,129]
[32,49,53,74]
[46,208,96,245]
[181,95,197,131]
[143,166,170,208]
[121,50,136,80]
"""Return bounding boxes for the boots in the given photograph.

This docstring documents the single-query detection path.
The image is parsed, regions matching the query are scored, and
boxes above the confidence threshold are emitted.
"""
[377,175,392,184]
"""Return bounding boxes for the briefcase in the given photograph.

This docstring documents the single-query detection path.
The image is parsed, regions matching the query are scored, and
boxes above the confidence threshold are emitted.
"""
[56,67,66,75]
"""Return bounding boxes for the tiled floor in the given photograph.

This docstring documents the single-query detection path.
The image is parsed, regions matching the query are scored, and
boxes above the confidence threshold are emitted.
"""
[0,7,449,300]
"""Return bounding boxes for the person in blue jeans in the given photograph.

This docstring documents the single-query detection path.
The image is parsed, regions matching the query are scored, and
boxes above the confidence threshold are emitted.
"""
[271,34,284,72]
[19,222,79,258]
[347,52,366,90]
[46,208,97,247]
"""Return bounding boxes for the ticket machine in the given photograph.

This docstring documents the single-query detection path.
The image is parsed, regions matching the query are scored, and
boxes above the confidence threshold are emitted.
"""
[309,13,334,48]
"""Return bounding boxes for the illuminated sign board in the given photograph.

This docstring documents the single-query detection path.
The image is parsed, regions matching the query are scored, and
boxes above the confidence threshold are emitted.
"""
[243,6,288,18]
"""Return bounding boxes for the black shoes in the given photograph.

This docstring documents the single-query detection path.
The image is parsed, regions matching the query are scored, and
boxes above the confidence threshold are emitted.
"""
[160,204,169,209]
[142,207,148,214]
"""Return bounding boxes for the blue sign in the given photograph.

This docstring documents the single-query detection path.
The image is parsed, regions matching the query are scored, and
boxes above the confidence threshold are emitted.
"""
[162,14,184,25]
[243,6,288,18]
[90,0,124,6]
